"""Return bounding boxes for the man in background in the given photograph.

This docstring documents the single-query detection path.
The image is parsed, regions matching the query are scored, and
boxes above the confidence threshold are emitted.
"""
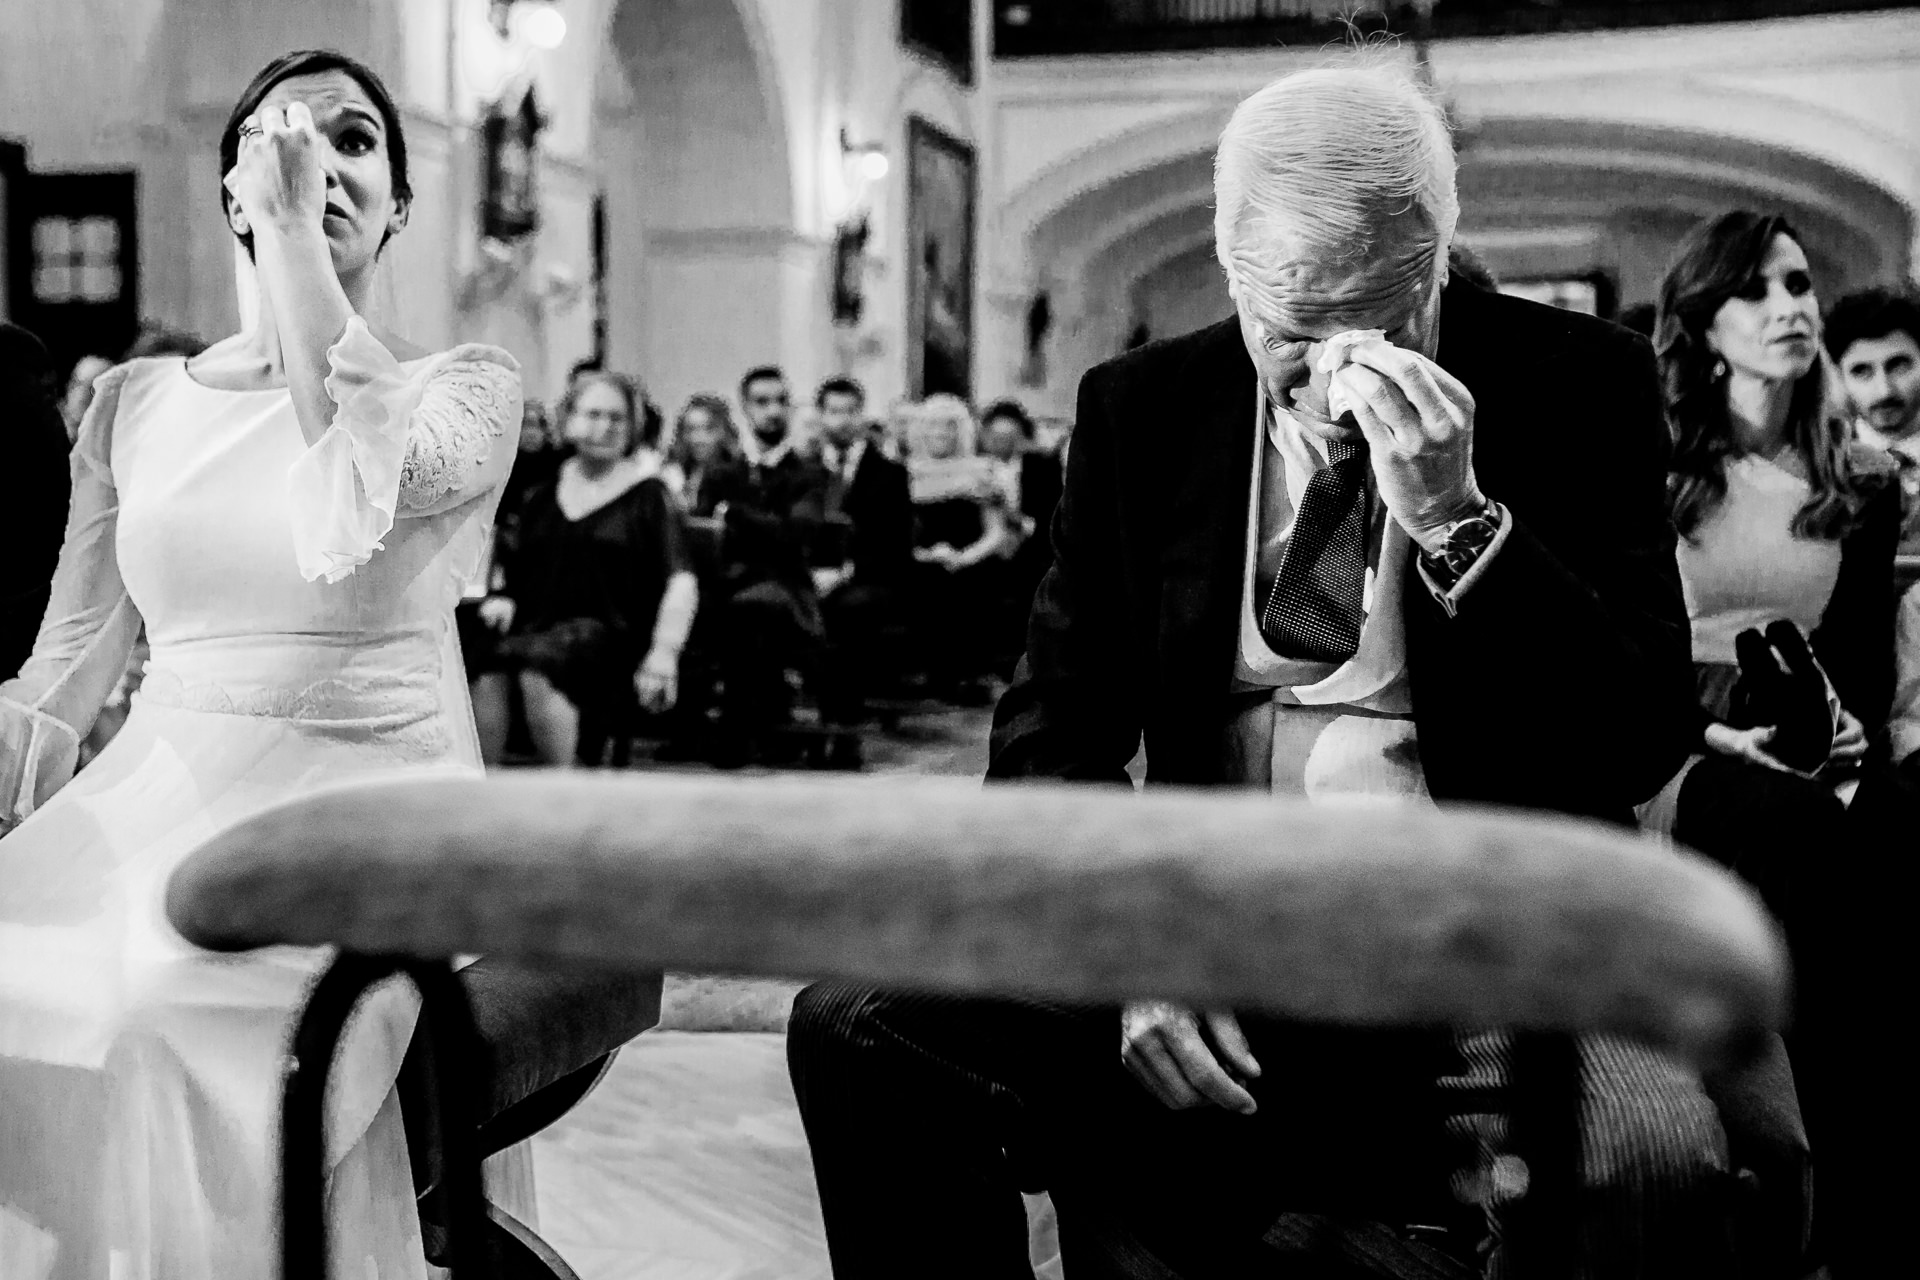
[712,365,834,764]
[1827,286,1920,553]
[811,376,913,760]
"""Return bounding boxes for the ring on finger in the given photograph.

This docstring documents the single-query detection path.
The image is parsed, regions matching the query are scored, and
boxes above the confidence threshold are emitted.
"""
[237,122,263,139]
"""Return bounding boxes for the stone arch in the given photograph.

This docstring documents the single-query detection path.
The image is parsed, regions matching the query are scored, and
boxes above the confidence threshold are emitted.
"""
[996,104,1912,411]
[594,0,799,412]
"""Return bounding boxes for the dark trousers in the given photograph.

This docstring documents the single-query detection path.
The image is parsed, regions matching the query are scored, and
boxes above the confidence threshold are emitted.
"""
[910,559,1012,689]
[1673,754,1917,1275]
[718,578,821,734]
[787,983,1469,1280]
[818,582,899,726]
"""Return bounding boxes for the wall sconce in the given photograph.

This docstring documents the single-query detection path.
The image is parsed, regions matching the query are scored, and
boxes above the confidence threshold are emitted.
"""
[839,127,890,216]
[489,0,567,50]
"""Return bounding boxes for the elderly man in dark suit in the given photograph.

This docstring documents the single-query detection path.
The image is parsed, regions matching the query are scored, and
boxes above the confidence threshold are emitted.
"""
[787,59,1745,1278]
[2,324,74,681]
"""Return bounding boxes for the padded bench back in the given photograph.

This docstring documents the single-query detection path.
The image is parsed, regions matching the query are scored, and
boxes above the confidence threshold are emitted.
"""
[166,772,1788,1073]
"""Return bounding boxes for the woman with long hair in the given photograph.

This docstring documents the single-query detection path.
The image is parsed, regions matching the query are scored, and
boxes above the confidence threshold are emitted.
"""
[663,391,748,516]
[1652,209,1902,1274]
[0,50,523,1272]
[479,370,697,765]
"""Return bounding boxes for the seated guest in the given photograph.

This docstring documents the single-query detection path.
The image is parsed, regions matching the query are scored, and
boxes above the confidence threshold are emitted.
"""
[980,397,1064,676]
[1827,286,1920,555]
[908,394,1020,700]
[0,323,72,681]
[790,58,1750,1277]
[712,365,835,761]
[479,371,697,766]
[1645,210,1901,1275]
[665,392,750,516]
[460,398,562,754]
[813,377,913,746]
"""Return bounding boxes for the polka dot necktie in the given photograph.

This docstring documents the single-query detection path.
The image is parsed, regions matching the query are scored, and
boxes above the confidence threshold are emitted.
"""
[1259,439,1370,663]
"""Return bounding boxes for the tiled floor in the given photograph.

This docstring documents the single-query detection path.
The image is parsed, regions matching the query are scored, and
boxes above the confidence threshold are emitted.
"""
[528,702,997,1279]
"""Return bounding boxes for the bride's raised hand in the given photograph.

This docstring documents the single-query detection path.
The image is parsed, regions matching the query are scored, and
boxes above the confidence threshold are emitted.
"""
[223,102,327,239]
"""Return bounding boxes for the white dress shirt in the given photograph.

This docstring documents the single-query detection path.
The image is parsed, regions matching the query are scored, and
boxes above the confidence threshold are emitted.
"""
[1229,383,1509,798]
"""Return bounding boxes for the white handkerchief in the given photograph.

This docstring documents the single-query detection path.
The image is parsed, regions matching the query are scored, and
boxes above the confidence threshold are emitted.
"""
[1318,328,1387,420]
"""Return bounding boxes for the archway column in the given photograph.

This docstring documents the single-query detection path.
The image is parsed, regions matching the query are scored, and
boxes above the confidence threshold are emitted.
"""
[637,227,829,416]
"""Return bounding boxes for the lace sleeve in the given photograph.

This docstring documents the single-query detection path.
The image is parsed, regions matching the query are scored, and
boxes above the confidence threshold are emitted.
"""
[0,363,142,826]
[395,356,522,514]
[287,317,522,583]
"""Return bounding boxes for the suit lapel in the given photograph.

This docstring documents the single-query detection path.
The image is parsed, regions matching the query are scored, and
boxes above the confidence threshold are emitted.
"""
[1157,323,1258,697]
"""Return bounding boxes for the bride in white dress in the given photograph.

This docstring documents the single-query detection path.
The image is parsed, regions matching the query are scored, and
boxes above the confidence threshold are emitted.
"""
[0,51,521,1278]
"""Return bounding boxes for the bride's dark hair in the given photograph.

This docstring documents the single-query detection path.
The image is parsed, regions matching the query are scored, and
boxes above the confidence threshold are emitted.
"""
[219,50,413,261]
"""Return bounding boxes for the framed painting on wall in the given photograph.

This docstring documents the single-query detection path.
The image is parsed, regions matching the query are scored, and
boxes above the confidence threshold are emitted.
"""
[906,116,976,400]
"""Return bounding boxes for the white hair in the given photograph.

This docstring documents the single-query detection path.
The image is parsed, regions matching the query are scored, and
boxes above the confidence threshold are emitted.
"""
[1213,55,1458,316]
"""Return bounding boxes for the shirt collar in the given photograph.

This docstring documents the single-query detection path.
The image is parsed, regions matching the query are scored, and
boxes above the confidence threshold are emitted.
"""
[1256,380,1334,466]
[827,436,867,477]
[1857,419,1920,463]
[750,434,796,468]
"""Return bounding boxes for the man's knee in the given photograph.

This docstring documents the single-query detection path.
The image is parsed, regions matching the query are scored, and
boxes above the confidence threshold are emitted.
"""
[789,980,882,1050]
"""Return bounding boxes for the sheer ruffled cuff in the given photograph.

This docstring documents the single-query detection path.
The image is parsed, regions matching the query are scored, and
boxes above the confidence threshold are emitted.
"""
[288,317,420,584]
[288,319,521,583]
[0,697,81,830]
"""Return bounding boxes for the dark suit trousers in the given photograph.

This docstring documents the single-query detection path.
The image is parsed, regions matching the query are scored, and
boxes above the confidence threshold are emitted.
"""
[1673,754,1919,1275]
[787,983,1465,1280]
[818,582,899,725]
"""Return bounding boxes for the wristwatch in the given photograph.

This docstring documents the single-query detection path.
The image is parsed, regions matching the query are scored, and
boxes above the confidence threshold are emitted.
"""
[1419,496,1504,593]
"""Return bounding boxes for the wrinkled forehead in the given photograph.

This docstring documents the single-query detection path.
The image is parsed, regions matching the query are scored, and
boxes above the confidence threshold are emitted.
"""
[258,70,380,125]
[1256,242,1438,339]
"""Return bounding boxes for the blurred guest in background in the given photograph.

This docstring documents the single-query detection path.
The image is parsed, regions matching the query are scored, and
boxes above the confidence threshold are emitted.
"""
[812,377,913,752]
[712,365,834,763]
[979,397,1062,676]
[479,371,697,765]
[499,398,563,522]
[910,393,1018,700]
[1650,209,1901,1274]
[1826,286,1920,552]
[0,323,72,680]
[665,392,749,516]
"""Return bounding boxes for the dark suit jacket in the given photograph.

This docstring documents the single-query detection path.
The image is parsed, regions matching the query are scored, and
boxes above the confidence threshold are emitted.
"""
[828,441,914,588]
[988,280,1696,826]
[725,448,833,589]
[1,324,73,681]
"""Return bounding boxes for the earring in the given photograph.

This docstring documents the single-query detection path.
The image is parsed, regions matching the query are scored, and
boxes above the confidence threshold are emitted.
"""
[1711,358,1728,380]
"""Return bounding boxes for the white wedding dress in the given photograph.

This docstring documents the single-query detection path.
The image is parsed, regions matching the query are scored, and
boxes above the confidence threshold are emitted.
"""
[0,318,522,1279]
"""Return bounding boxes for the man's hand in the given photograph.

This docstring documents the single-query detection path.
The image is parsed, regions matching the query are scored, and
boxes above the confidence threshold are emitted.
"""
[1703,722,1808,777]
[1829,708,1868,769]
[224,102,328,238]
[1121,1002,1261,1114]
[1329,341,1485,552]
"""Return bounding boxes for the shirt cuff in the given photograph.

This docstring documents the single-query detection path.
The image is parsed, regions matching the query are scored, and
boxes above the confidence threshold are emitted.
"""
[1417,502,1512,617]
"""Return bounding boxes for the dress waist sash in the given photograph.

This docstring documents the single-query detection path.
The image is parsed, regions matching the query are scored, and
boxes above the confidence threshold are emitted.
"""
[138,630,444,725]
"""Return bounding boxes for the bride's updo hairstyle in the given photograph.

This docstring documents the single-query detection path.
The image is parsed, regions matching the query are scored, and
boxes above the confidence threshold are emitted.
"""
[218,49,413,261]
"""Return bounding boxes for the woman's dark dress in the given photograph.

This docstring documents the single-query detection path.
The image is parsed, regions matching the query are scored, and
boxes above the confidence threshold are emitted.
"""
[496,473,690,712]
